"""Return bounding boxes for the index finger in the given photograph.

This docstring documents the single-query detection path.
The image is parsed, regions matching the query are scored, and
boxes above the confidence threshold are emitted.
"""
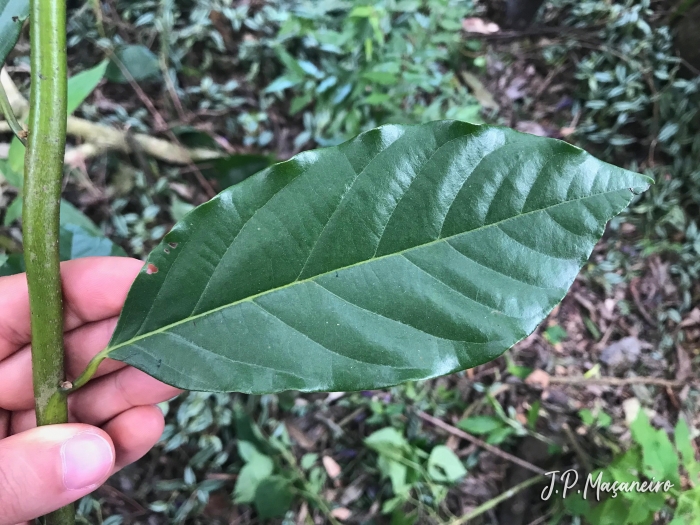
[0,257,144,360]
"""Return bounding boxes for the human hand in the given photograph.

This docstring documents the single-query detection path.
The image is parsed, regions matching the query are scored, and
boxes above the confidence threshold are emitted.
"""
[0,257,182,525]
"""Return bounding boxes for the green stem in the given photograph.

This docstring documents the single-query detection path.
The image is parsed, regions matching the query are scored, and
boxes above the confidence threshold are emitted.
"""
[447,475,544,525]
[23,0,71,523]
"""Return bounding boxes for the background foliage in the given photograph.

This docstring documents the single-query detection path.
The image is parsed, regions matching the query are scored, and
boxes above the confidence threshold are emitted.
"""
[0,0,698,523]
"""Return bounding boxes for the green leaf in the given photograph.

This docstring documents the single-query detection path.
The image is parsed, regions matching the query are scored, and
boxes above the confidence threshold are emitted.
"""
[205,154,276,191]
[233,451,274,504]
[254,476,294,519]
[630,409,680,485]
[675,419,700,484]
[7,137,23,177]
[427,445,466,483]
[365,427,410,455]
[59,224,126,260]
[263,76,299,94]
[674,487,700,525]
[3,196,21,226]
[543,324,567,344]
[67,61,108,115]
[3,62,109,189]
[0,253,24,276]
[378,456,410,496]
[485,425,514,445]
[170,196,194,223]
[105,121,650,394]
[59,199,102,235]
[363,71,399,86]
[2,137,24,188]
[365,92,391,105]
[0,0,28,66]
[274,46,306,79]
[105,45,161,84]
[1,197,104,236]
[237,440,259,463]
[300,453,318,470]
[456,416,503,435]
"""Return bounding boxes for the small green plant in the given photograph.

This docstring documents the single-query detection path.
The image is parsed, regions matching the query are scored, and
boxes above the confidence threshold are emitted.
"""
[364,426,466,521]
[563,410,700,525]
[244,0,483,147]
[0,1,653,523]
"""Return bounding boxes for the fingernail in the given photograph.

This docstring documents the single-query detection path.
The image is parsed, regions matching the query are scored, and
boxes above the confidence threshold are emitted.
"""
[61,432,114,490]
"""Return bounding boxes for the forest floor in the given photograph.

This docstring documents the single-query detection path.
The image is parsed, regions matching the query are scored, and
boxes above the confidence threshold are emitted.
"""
[0,1,699,524]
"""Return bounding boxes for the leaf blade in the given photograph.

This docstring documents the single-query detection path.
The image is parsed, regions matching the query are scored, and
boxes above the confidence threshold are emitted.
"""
[0,0,28,66]
[107,121,650,393]
[66,60,107,115]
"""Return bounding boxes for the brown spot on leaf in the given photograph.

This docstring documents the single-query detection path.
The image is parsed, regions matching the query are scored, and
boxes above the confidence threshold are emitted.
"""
[168,242,178,249]
[146,263,159,275]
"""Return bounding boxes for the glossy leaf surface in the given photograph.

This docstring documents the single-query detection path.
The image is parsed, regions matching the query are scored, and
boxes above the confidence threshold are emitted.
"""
[107,121,650,393]
[105,45,160,83]
[0,0,28,66]
[66,60,107,114]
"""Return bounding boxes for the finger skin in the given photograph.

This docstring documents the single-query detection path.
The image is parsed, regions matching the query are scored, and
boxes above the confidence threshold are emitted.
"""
[10,367,180,434]
[103,405,165,470]
[0,318,126,411]
[69,367,181,429]
[0,257,143,361]
[0,425,115,525]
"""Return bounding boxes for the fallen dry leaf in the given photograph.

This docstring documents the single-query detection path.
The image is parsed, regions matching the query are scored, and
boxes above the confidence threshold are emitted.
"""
[505,77,527,101]
[559,126,575,137]
[330,508,352,521]
[462,17,500,34]
[461,72,498,110]
[340,484,364,506]
[516,121,547,137]
[676,344,693,382]
[286,421,316,450]
[599,337,642,373]
[323,455,342,480]
[680,308,700,328]
[525,369,551,389]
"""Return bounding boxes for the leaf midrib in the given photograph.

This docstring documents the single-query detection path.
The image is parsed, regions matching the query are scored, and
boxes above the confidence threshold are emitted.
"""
[106,185,633,356]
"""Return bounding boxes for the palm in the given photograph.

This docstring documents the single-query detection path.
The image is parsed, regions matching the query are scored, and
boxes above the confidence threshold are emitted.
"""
[0,257,181,470]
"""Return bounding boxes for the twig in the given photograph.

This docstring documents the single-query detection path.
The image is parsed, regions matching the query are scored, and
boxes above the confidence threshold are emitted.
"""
[572,292,599,323]
[533,60,566,100]
[462,24,604,40]
[562,423,593,472]
[417,412,547,477]
[0,67,222,166]
[629,279,656,326]
[549,376,685,387]
[525,510,553,525]
[104,47,167,130]
[0,68,28,119]
[158,0,187,123]
[87,44,216,198]
[0,80,26,145]
[447,475,545,525]
[337,407,365,428]
[97,484,148,517]
[60,123,221,164]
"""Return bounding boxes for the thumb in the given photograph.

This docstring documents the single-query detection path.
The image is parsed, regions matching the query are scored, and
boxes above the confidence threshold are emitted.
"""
[0,424,115,525]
